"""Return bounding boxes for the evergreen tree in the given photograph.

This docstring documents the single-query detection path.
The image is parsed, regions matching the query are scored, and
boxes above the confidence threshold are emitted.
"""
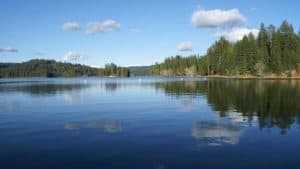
[270,31,282,73]
[257,23,270,67]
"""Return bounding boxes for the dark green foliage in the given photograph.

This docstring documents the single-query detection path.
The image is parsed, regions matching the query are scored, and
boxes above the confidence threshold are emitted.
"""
[153,20,300,76]
[152,55,207,76]
[257,23,270,66]
[0,59,130,78]
[104,63,130,77]
[129,66,152,76]
[270,31,282,73]
[207,37,233,75]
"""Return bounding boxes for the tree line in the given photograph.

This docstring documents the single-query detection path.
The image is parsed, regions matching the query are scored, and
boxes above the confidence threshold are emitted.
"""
[152,20,300,77]
[0,59,130,78]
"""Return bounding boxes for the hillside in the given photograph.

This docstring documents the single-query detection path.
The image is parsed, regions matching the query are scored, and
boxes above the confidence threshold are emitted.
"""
[128,66,152,76]
[0,59,130,78]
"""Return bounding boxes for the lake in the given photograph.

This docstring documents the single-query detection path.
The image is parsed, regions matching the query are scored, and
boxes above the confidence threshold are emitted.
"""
[0,77,300,169]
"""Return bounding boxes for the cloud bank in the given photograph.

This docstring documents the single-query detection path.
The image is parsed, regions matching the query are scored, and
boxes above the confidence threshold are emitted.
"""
[177,41,193,51]
[191,8,258,42]
[86,19,120,35]
[191,8,246,28]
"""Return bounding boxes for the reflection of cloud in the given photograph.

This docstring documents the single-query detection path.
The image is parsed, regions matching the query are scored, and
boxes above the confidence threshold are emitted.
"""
[103,121,122,133]
[0,101,19,112]
[87,120,104,128]
[64,122,81,130]
[63,92,83,104]
[192,121,244,145]
[65,120,122,133]
[227,112,247,123]
[157,164,166,169]
[177,98,194,112]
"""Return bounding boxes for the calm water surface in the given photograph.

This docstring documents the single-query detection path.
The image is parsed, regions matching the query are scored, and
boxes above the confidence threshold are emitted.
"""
[0,77,300,169]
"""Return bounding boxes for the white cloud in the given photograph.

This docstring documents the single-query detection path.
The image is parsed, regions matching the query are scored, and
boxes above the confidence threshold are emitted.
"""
[62,22,80,31]
[177,41,193,51]
[191,8,246,28]
[63,51,86,62]
[0,47,18,53]
[214,27,259,42]
[86,19,120,35]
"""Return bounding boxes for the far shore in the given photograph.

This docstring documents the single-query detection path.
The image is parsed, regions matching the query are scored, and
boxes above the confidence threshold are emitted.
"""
[197,74,300,79]
[1,74,300,79]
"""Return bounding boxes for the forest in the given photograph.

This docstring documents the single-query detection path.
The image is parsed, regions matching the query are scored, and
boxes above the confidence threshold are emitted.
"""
[0,59,130,77]
[152,20,300,77]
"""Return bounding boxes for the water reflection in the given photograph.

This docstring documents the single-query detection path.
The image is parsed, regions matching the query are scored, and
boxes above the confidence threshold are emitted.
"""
[0,101,20,112]
[64,120,122,134]
[1,78,300,169]
[155,79,300,134]
[177,98,195,112]
[64,122,81,130]
[0,83,91,96]
[63,92,85,104]
[87,120,122,133]
[104,83,118,92]
[192,121,244,146]
[1,78,300,134]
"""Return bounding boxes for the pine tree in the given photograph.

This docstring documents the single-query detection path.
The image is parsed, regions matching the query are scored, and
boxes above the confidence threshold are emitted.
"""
[257,23,270,68]
[247,33,259,73]
[270,31,282,73]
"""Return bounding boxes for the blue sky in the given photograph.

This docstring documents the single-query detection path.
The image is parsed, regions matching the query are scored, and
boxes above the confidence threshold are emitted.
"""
[0,0,299,67]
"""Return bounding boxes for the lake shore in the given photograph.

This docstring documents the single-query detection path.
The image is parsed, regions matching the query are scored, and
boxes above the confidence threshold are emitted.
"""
[199,74,300,79]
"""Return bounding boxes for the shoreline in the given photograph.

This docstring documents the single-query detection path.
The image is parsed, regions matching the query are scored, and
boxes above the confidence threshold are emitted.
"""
[1,75,300,80]
[198,74,300,80]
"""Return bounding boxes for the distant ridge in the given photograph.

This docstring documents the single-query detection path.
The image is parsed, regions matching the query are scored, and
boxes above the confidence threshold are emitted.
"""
[0,59,130,78]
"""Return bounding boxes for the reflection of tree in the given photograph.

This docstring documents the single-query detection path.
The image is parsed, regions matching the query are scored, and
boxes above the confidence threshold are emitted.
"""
[155,81,207,98]
[155,80,300,134]
[104,83,118,92]
[0,84,90,96]
[192,121,244,145]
